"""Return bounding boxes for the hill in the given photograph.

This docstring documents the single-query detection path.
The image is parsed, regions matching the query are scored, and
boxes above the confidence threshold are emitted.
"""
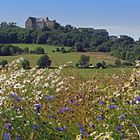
[0,22,140,62]
[0,44,118,67]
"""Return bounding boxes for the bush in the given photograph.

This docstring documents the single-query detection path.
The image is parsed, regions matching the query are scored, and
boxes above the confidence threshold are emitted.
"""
[35,47,45,54]
[21,59,30,69]
[0,45,23,56]
[96,62,105,69]
[0,60,8,67]
[56,48,60,52]
[114,59,122,67]
[37,55,51,68]
[24,47,29,54]
[79,54,90,68]
[122,62,133,66]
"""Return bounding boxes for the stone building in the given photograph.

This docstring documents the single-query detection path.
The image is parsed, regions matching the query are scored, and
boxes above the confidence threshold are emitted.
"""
[25,17,60,30]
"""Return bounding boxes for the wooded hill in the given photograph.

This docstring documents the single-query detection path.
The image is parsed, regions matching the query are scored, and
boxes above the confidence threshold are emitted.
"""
[0,22,140,61]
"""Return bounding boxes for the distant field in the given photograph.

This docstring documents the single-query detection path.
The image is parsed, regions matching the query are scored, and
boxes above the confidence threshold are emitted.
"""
[0,44,120,67]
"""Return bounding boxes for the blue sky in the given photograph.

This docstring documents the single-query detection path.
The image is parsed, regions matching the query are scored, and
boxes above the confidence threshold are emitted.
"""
[0,0,140,40]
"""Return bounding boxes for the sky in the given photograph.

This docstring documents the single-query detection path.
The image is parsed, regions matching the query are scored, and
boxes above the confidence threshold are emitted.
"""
[0,0,140,40]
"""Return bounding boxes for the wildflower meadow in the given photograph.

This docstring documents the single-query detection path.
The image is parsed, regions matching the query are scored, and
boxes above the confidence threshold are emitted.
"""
[0,58,140,140]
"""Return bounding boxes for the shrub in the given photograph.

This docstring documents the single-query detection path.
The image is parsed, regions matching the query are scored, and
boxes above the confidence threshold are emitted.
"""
[21,59,30,69]
[96,62,105,69]
[114,59,122,67]
[56,48,60,52]
[35,47,45,54]
[122,62,133,66]
[0,60,8,67]
[79,54,90,68]
[24,47,29,54]
[37,55,51,68]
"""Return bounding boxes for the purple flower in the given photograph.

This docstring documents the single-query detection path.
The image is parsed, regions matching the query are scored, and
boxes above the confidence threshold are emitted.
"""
[69,99,74,103]
[97,115,104,121]
[119,114,126,120]
[91,124,95,128]
[56,126,67,131]
[109,105,117,109]
[99,101,105,105]
[116,125,122,131]
[111,98,116,102]
[132,99,136,104]
[9,93,16,99]
[3,133,11,140]
[60,107,69,113]
[4,123,12,130]
[136,96,140,102]
[79,125,88,136]
[32,124,38,131]
[46,95,53,101]
[34,104,41,113]
[16,135,22,140]
[16,97,22,102]
[75,102,79,107]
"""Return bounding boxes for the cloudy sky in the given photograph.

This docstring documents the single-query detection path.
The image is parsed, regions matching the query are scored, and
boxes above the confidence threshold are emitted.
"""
[0,0,140,40]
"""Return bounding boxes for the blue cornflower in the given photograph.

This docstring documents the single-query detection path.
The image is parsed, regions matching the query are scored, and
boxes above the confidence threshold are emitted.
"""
[79,125,88,136]
[109,105,117,109]
[91,124,95,128]
[34,104,41,113]
[99,101,105,105]
[69,99,74,103]
[9,93,16,99]
[32,124,38,131]
[119,114,126,120]
[116,125,122,131]
[75,102,79,107]
[16,97,22,102]
[46,95,53,101]
[4,123,12,130]
[111,98,116,102]
[137,96,140,102]
[97,115,104,121]
[56,126,67,131]
[16,135,22,140]
[132,99,136,104]
[3,133,11,140]
[60,107,69,113]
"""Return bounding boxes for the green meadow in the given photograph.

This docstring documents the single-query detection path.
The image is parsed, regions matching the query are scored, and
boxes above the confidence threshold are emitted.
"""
[0,44,119,67]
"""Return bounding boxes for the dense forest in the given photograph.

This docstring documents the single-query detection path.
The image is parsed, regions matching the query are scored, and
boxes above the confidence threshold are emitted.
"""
[0,22,140,61]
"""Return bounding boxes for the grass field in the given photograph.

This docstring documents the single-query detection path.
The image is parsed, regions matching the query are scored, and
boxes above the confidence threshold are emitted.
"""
[0,44,120,67]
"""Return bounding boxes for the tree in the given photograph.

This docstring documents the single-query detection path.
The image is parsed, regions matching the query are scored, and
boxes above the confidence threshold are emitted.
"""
[24,47,29,54]
[96,62,104,69]
[1,46,10,56]
[35,47,45,54]
[0,22,8,27]
[37,55,51,68]
[137,55,140,60]
[79,55,90,67]
[114,59,122,67]
[0,60,8,67]
[21,59,30,69]
[102,61,106,68]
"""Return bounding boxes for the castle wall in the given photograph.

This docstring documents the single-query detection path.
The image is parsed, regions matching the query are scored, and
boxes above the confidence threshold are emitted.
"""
[25,17,60,30]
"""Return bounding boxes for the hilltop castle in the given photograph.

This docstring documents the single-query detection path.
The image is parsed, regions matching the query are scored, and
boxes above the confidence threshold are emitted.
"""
[25,17,60,30]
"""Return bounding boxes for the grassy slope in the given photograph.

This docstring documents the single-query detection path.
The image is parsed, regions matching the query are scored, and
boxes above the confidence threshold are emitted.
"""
[0,44,119,67]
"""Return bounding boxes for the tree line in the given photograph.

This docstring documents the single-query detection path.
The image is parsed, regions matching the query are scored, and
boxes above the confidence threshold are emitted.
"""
[1,22,140,61]
[0,44,45,56]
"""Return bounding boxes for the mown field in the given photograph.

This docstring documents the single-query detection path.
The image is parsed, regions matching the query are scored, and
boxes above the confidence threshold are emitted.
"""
[0,44,120,67]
